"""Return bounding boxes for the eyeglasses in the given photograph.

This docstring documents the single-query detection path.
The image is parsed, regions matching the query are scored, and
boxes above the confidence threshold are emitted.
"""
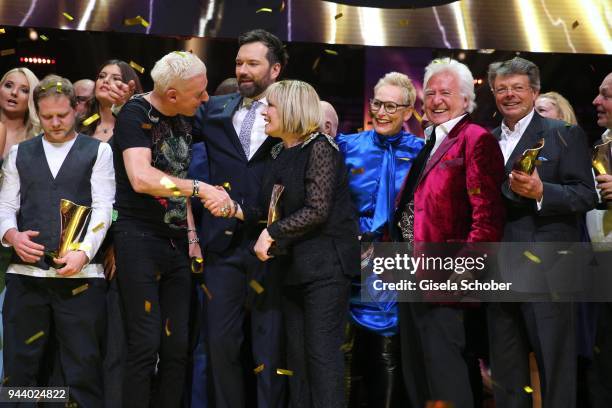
[369,98,410,114]
[76,96,92,104]
[493,85,531,95]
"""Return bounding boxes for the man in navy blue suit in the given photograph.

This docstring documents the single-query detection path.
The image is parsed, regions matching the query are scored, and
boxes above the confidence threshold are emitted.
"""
[192,29,288,408]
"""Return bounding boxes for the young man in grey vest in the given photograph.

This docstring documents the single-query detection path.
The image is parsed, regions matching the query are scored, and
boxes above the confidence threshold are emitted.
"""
[0,75,115,406]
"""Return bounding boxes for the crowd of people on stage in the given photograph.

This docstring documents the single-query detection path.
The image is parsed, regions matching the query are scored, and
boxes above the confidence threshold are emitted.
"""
[0,27,611,408]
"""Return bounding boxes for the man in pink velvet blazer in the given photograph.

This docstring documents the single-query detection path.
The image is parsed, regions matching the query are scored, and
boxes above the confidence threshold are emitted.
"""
[394,58,505,408]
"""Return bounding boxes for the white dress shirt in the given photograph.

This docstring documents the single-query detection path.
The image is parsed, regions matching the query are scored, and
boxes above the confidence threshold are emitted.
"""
[0,136,115,278]
[232,96,269,160]
[499,109,535,164]
[427,113,467,157]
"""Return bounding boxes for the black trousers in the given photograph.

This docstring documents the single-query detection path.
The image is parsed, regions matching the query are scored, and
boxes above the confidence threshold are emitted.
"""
[204,244,285,408]
[487,302,576,408]
[3,273,106,407]
[115,231,191,408]
[283,276,350,408]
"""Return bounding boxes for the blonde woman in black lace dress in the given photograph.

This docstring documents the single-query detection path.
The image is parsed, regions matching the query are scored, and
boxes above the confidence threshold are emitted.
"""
[206,80,360,408]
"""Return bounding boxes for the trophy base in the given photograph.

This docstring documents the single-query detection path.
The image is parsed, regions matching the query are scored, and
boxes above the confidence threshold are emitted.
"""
[44,251,66,270]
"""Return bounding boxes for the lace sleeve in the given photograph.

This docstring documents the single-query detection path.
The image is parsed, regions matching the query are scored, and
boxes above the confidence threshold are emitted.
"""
[267,138,338,240]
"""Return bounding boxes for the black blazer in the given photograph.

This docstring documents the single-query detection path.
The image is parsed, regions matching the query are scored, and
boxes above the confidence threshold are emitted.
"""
[493,113,597,292]
[192,93,276,253]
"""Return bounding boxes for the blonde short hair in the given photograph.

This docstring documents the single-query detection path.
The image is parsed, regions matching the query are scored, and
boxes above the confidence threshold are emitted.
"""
[150,51,207,93]
[374,72,417,107]
[266,80,322,137]
[537,92,577,125]
[0,67,41,138]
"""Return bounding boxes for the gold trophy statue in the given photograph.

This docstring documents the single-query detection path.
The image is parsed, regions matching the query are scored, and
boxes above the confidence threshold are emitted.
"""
[267,184,285,256]
[44,199,92,268]
[593,139,612,178]
[513,138,545,174]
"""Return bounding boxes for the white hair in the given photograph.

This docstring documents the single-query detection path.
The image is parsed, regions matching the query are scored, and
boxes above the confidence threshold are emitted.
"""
[150,51,207,93]
[423,58,476,113]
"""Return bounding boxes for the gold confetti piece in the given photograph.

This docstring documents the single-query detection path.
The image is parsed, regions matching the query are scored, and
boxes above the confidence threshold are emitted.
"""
[254,363,265,374]
[256,7,273,13]
[279,1,286,12]
[351,167,365,175]
[398,19,409,27]
[468,187,481,196]
[222,182,231,191]
[82,113,100,126]
[62,12,74,21]
[312,56,321,71]
[1,376,8,385]
[334,13,343,19]
[124,15,149,27]
[413,110,423,123]
[276,368,293,376]
[0,28,5,34]
[144,300,152,313]
[40,34,49,41]
[324,49,338,56]
[155,272,161,281]
[71,283,89,296]
[557,250,571,255]
[523,250,541,264]
[55,81,62,93]
[174,51,187,58]
[130,61,145,74]
[1,48,16,56]
[165,318,172,336]
[572,20,579,29]
[69,242,92,252]
[160,176,176,189]
[92,222,105,233]
[200,283,212,300]
[141,123,152,129]
[25,331,45,344]
[398,157,411,161]
[249,279,265,294]
[340,343,352,352]
[523,385,533,393]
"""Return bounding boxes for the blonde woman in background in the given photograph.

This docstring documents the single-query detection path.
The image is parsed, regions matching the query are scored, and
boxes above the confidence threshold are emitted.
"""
[535,91,578,125]
[0,67,40,157]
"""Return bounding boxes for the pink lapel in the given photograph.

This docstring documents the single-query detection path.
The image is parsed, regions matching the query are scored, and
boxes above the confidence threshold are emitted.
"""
[420,116,469,180]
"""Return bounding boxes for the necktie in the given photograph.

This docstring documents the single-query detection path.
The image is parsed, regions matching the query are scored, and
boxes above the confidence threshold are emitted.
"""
[238,100,261,159]
[396,126,437,243]
[371,133,402,238]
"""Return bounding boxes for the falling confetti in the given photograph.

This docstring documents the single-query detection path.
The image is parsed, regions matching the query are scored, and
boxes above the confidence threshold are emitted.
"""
[1,49,16,57]
[145,300,152,313]
[335,13,343,20]
[25,331,45,345]
[398,19,409,27]
[129,61,145,74]
[276,368,293,376]
[82,113,100,127]
[557,250,572,255]
[55,81,62,93]
[254,364,265,374]
[312,56,321,71]
[174,51,187,58]
[572,20,579,29]
[165,318,172,336]
[160,176,181,196]
[523,385,533,393]
[222,182,231,191]
[412,110,423,123]
[523,250,541,264]
[40,34,49,41]
[324,49,338,56]
[256,8,273,13]
[249,279,265,294]
[92,222,105,233]
[0,28,5,34]
[279,1,286,12]
[124,15,149,28]
[69,242,92,252]
[200,283,212,300]
[62,12,74,21]
[351,167,365,175]
[468,187,481,196]
[71,283,89,296]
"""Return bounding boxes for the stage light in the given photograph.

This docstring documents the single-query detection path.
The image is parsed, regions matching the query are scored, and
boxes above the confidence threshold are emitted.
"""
[21,56,57,64]
[28,28,38,41]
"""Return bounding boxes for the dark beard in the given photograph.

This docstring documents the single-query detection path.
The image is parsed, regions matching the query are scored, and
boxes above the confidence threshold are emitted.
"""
[238,81,266,98]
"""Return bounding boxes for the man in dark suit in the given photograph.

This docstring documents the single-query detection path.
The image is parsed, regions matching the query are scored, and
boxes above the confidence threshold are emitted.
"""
[191,29,288,408]
[394,58,506,408]
[487,57,597,408]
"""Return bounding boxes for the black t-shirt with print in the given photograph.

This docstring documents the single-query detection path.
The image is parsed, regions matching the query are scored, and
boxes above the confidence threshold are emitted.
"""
[113,95,197,238]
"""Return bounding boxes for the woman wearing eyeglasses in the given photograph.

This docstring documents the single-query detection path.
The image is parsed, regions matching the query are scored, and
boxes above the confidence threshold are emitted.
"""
[79,59,142,142]
[335,72,424,408]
